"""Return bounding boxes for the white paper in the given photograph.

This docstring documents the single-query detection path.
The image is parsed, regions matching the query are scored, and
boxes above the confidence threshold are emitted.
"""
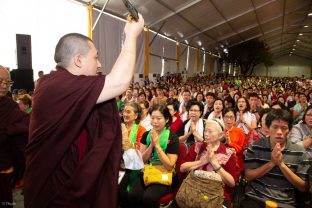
[123,149,144,170]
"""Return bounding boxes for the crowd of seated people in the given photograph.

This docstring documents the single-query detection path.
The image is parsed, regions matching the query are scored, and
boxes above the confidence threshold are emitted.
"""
[4,73,312,207]
[115,74,312,208]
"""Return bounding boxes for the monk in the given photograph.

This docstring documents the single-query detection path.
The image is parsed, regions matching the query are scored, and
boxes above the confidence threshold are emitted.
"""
[23,14,144,208]
[0,66,29,207]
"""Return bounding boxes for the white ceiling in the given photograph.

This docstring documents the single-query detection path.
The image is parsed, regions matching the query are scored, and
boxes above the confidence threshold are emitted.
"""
[79,0,312,60]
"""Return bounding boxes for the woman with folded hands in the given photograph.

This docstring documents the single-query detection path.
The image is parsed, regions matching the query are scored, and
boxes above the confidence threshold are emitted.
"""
[180,119,239,207]
[121,104,179,208]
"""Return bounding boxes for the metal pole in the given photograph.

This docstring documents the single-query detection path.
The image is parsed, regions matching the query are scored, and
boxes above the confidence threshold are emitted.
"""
[92,0,110,31]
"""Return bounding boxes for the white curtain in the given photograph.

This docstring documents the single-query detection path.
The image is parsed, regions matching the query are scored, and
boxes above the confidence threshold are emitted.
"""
[149,31,177,75]
[179,44,188,72]
[188,47,196,77]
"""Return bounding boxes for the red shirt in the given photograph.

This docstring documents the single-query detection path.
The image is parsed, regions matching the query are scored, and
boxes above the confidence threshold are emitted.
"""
[170,116,183,134]
[183,142,239,201]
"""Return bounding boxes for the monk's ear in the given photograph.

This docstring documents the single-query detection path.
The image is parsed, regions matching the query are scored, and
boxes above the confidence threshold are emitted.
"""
[73,54,82,68]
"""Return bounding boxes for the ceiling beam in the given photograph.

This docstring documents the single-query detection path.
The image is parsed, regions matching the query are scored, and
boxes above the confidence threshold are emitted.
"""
[215,14,283,42]
[228,27,282,47]
[149,21,166,46]
[183,0,277,40]
[186,1,308,45]
[148,0,203,27]
[209,0,244,42]
[92,0,110,31]
[250,0,266,42]
[278,0,286,55]
[293,54,312,61]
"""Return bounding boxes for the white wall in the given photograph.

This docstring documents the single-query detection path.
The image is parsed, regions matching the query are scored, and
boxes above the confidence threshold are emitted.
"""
[252,55,312,78]
[0,0,88,79]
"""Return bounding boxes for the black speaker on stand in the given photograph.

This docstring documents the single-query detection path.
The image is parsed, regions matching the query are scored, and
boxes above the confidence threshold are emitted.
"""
[16,34,32,69]
[10,69,34,92]
[11,34,34,92]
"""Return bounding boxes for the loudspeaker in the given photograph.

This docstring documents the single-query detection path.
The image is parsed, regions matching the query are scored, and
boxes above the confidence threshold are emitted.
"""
[10,69,34,92]
[16,34,32,69]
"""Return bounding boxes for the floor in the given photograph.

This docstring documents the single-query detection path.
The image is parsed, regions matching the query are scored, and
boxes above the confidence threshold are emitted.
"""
[12,189,24,208]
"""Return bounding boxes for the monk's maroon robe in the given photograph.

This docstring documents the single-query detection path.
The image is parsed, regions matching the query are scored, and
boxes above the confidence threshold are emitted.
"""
[24,67,122,208]
[0,96,29,205]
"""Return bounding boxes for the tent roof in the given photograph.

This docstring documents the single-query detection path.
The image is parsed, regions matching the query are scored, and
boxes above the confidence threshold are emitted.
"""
[79,0,312,60]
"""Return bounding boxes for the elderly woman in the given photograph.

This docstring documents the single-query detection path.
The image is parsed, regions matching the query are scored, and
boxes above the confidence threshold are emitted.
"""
[289,105,312,157]
[124,104,179,208]
[122,102,146,149]
[180,119,239,207]
[177,100,205,147]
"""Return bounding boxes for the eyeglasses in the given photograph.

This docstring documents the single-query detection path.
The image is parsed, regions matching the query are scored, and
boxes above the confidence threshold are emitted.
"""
[189,109,200,112]
[224,115,235,120]
[0,79,14,86]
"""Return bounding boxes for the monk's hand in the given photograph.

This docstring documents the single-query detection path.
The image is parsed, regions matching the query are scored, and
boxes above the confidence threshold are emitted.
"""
[124,13,144,39]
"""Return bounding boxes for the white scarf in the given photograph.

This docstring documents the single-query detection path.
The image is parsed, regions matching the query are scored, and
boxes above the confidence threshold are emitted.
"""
[184,118,204,142]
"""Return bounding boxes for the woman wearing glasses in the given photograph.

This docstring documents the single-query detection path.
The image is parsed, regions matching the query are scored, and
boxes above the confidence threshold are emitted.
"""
[177,100,205,147]
[222,108,245,172]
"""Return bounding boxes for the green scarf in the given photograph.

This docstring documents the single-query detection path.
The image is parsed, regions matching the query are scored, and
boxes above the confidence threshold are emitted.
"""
[117,99,123,111]
[129,124,139,143]
[146,128,170,163]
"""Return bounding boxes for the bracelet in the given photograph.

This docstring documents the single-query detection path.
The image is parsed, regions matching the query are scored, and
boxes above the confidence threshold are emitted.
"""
[214,165,222,172]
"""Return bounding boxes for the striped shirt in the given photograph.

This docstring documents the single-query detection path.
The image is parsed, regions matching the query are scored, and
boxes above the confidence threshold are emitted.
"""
[244,137,311,208]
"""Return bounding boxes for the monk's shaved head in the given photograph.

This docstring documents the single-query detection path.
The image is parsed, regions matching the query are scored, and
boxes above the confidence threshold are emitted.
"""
[0,65,10,97]
[54,33,93,68]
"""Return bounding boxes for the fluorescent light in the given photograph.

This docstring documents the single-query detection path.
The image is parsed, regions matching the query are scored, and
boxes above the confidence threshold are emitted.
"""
[308,13,312,16]
[299,33,303,36]
[296,40,300,42]
[304,25,309,28]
